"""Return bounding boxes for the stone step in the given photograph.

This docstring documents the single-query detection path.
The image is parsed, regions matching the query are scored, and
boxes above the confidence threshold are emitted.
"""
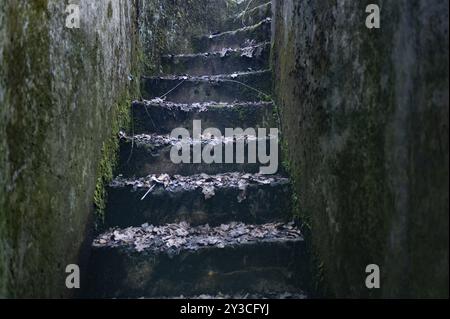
[162,42,270,76]
[132,100,275,135]
[104,173,291,228]
[85,222,308,298]
[192,18,271,53]
[118,133,279,177]
[141,70,272,103]
[227,2,272,30]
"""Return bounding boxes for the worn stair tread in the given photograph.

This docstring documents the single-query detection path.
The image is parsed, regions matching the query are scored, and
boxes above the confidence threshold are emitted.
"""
[162,42,269,60]
[192,18,271,53]
[143,69,270,82]
[105,172,291,228]
[162,42,270,76]
[132,100,274,135]
[142,70,272,103]
[118,132,278,176]
[121,132,273,147]
[94,222,303,254]
[86,222,308,298]
[110,172,289,192]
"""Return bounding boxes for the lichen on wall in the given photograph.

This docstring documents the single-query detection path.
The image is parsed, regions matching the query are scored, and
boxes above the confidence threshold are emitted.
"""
[0,0,140,298]
[272,0,449,298]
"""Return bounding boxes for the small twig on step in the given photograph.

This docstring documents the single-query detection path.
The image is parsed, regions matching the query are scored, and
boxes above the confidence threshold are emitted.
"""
[236,0,256,27]
[141,184,156,201]
[143,103,158,130]
[159,79,187,99]
[221,78,272,101]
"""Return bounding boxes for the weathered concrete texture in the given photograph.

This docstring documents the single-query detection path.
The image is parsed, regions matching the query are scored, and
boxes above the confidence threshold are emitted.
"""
[236,0,270,12]
[86,223,306,298]
[138,0,240,74]
[272,0,449,298]
[132,101,275,135]
[0,1,139,298]
[105,173,292,228]
[162,43,271,76]
[142,70,272,103]
[227,2,272,30]
[118,134,275,176]
[192,18,272,53]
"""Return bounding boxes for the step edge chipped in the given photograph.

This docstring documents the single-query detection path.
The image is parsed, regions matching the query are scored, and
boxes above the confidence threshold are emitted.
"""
[162,42,270,59]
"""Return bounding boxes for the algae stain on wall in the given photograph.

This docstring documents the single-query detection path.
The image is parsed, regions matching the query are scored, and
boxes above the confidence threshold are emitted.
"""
[272,0,449,298]
[0,0,141,298]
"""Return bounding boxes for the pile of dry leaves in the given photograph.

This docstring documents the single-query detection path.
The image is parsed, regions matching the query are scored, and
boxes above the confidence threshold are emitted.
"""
[141,99,210,112]
[154,70,267,82]
[93,221,302,254]
[138,100,271,113]
[110,172,289,201]
[120,132,270,150]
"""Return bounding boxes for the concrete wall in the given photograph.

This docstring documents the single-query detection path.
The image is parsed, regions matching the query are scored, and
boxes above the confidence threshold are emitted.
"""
[272,0,448,298]
[0,0,139,298]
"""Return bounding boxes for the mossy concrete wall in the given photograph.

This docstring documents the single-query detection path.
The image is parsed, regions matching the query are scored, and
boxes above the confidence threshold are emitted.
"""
[0,0,139,298]
[272,0,448,298]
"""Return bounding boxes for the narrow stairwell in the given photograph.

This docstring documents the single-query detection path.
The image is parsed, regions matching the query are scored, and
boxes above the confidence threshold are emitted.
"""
[86,1,309,299]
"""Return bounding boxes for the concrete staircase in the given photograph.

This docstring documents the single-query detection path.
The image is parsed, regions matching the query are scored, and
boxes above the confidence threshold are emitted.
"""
[86,1,309,299]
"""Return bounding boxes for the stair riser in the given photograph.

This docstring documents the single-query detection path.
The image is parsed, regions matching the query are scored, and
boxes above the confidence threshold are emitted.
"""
[162,46,270,76]
[132,102,274,135]
[86,240,307,298]
[142,72,272,103]
[105,182,291,228]
[119,139,279,177]
[192,20,271,53]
